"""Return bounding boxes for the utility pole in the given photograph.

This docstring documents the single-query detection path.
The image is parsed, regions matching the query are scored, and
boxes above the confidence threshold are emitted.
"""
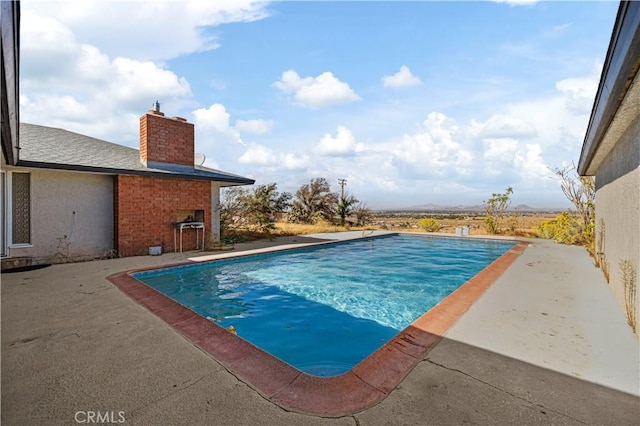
[338,178,347,200]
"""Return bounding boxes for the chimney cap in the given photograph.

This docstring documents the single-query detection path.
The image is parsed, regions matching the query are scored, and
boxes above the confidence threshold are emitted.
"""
[153,100,161,113]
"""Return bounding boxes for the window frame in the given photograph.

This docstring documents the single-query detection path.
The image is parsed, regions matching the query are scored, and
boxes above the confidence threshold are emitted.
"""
[6,171,33,248]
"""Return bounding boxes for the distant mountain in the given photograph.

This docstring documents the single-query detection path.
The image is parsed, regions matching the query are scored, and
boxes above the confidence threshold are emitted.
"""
[389,203,563,213]
[397,204,484,212]
[512,204,555,212]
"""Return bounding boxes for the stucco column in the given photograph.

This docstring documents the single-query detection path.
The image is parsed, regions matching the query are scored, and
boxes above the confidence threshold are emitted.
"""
[211,183,221,242]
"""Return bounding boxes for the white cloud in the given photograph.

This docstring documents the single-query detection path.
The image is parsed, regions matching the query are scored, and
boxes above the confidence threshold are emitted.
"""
[193,103,232,131]
[22,9,191,102]
[382,66,422,88]
[228,84,589,207]
[316,126,364,156]
[281,153,311,170]
[499,68,601,154]
[273,70,360,108]
[553,23,572,32]
[22,0,271,61]
[239,144,278,165]
[192,103,245,145]
[17,1,604,209]
[472,114,537,139]
[235,119,275,135]
[239,144,309,170]
[192,105,283,167]
[555,75,599,115]
[18,2,272,146]
[20,10,78,78]
[491,0,539,6]
[19,9,192,144]
[111,58,192,105]
[20,94,94,125]
[392,112,473,178]
[483,138,519,159]
[273,70,309,93]
[514,144,553,180]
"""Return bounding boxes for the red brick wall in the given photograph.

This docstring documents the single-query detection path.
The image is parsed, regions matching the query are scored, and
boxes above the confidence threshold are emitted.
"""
[140,111,195,166]
[114,175,211,257]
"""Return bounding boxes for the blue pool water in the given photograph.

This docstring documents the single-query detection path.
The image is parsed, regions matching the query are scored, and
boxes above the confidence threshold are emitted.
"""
[134,234,515,376]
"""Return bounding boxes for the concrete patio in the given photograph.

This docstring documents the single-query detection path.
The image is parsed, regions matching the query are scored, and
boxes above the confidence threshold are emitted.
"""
[1,234,639,425]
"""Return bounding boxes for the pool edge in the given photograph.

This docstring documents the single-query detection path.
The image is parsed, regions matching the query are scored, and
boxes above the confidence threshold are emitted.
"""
[106,238,530,417]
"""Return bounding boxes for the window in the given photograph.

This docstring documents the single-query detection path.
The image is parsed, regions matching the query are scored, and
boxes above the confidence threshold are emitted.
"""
[11,172,31,244]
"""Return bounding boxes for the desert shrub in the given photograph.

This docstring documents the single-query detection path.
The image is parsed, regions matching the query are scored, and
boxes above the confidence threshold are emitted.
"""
[484,187,513,234]
[551,164,595,255]
[418,217,441,232]
[551,212,583,245]
[537,211,591,247]
[620,260,637,333]
[537,219,557,240]
[583,220,595,256]
[354,202,373,226]
[506,213,519,233]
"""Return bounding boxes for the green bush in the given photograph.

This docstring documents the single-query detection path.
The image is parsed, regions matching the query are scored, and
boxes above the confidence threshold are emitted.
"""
[418,218,441,232]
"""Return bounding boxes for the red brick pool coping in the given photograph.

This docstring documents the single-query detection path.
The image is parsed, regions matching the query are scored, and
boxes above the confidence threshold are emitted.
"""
[107,238,529,416]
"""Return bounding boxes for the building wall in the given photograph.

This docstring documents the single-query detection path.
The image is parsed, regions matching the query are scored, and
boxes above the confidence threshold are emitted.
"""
[115,175,212,257]
[7,168,114,262]
[595,115,640,331]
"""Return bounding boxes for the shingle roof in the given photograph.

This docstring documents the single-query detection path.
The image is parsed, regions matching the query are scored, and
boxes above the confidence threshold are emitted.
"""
[17,123,255,186]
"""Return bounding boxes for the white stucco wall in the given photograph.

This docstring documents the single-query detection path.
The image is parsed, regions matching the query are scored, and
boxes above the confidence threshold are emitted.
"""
[595,115,640,332]
[7,168,114,262]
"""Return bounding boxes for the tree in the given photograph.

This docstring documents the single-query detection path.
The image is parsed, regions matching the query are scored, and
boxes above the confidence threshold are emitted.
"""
[337,193,359,226]
[241,183,292,234]
[552,164,595,230]
[219,183,291,235]
[288,178,338,224]
[543,164,596,255]
[483,187,513,234]
[219,187,248,233]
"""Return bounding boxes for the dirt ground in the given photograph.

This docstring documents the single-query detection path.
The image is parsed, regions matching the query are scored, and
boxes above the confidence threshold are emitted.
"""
[269,211,557,239]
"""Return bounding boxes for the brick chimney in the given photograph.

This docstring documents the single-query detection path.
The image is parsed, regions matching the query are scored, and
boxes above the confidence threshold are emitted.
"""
[140,102,195,167]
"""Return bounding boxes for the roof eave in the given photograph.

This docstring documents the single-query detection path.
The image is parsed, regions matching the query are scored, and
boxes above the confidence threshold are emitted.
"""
[14,160,256,186]
[578,1,640,176]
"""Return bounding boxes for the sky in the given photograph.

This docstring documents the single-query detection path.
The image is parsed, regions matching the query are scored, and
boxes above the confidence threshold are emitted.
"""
[19,0,619,209]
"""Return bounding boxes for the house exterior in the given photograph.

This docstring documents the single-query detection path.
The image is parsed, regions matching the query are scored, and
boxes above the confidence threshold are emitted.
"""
[578,1,639,333]
[2,3,254,266]
[1,107,254,264]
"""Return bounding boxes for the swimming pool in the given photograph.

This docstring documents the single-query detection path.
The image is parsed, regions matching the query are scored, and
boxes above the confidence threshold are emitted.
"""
[133,234,516,376]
